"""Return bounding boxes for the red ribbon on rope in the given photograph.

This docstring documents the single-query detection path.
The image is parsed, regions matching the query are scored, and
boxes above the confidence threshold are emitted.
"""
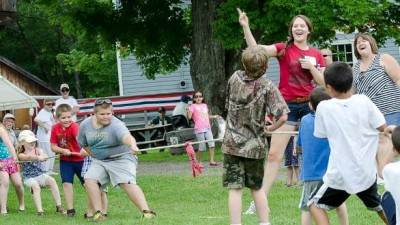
[185,142,203,177]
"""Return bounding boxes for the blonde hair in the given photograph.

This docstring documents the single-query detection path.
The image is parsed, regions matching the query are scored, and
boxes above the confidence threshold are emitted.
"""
[354,33,378,59]
[241,45,269,79]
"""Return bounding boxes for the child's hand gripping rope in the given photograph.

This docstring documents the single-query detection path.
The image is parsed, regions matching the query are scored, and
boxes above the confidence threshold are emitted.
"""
[185,142,203,177]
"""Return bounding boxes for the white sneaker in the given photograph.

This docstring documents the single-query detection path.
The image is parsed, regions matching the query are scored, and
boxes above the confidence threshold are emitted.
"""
[244,201,256,215]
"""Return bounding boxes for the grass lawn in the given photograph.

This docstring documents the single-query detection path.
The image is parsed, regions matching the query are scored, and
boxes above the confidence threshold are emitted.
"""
[1,147,386,225]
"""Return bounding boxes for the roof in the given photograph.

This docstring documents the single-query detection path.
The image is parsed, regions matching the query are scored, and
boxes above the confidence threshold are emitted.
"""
[0,56,58,94]
[0,74,38,110]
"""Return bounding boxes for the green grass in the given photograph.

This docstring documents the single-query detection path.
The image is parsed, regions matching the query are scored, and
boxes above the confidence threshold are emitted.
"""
[1,148,386,224]
[1,176,385,224]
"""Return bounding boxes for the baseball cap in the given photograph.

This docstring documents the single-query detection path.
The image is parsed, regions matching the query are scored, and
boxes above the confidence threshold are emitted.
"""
[60,83,69,90]
[18,130,38,143]
[3,113,15,121]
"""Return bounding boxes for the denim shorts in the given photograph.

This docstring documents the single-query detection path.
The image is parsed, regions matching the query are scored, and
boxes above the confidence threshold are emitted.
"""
[384,112,400,126]
[287,102,311,126]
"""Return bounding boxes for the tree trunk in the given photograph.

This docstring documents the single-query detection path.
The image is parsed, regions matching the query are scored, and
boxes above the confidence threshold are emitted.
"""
[191,0,227,115]
[73,71,83,98]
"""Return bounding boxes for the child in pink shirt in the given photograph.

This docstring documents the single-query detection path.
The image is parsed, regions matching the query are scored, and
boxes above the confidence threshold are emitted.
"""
[188,91,220,166]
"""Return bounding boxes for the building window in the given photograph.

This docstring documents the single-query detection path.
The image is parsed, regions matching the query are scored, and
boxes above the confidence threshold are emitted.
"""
[331,43,355,66]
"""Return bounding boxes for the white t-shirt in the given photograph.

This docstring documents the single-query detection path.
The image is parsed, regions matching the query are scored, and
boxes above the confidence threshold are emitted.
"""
[383,161,400,225]
[35,109,56,142]
[55,96,79,121]
[172,102,188,118]
[314,94,385,194]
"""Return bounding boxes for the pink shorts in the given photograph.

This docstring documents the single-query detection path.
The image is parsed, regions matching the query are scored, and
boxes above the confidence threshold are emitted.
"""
[0,158,19,174]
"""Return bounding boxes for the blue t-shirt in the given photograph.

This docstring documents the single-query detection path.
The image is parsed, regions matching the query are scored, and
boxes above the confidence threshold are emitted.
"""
[0,138,10,159]
[297,112,330,181]
[78,116,131,160]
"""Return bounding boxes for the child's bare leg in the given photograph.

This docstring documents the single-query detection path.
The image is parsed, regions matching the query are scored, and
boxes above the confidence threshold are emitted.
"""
[293,166,299,186]
[101,191,108,214]
[10,172,25,210]
[310,203,329,225]
[286,167,293,186]
[229,188,242,224]
[335,203,349,225]
[85,180,102,212]
[46,177,62,206]
[301,210,312,225]
[251,188,269,223]
[120,183,150,211]
[0,172,10,213]
[209,147,216,164]
[63,183,74,210]
[31,183,43,212]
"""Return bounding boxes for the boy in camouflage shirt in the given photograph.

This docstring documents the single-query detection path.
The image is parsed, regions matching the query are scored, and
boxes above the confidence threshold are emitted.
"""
[222,45,289,225]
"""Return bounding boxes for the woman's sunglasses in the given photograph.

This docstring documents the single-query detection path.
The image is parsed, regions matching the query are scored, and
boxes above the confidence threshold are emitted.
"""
[194,95,203,98]
[45,102,55,106]
[61,88,69,93]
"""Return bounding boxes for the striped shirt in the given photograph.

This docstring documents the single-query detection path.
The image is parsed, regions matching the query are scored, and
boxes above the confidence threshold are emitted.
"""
[354,53,400,115]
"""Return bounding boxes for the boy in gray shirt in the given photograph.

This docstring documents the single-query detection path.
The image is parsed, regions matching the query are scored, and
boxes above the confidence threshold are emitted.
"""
[78,98,155,221]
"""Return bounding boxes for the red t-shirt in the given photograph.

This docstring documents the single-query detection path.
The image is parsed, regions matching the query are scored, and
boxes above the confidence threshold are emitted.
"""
[275,43,325,101]
[50,122,84,162]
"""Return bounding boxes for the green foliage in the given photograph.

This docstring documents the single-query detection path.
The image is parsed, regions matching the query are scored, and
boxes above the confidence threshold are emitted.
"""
[215,0,400,48]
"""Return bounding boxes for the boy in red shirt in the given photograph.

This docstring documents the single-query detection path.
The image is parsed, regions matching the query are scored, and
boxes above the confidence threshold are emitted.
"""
[50,104,84,217]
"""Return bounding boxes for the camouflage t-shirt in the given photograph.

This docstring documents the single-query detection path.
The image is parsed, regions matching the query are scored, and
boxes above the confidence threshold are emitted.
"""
[222,70,289,159]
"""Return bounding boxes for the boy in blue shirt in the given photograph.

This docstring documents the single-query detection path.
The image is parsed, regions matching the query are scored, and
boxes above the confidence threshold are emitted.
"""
[297,87,348,225]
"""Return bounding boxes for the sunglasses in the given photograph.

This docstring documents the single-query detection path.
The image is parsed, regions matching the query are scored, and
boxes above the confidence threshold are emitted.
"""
[61,88,69,93]
[45,102,55,106]
[322,54,331,57]
[194,95,203,98]
[94,98,112,106]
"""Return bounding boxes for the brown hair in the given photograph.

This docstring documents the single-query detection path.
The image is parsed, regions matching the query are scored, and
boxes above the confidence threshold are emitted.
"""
[55,103,72,118]
[242,45,268,79]
[354,33,379,59]
[278,15,313,58]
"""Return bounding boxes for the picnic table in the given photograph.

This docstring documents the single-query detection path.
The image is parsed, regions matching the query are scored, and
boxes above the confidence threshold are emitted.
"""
[129,124,172,149]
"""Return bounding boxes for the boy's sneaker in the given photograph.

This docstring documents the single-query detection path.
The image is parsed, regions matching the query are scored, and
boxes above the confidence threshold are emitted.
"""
[66,209,76,217]
[142,210,156,219]
[244,201,256,215]
[93,210,106,222]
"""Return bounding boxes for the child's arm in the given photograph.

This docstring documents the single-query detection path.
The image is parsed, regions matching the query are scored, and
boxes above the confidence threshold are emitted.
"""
[34,117,50,133]
[122,133,139,154]
[51,143,72,156]
[265,114,288,132]
[0,126,17,158]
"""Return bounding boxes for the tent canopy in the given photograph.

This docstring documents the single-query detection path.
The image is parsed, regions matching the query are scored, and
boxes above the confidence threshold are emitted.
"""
[0,74,38,111]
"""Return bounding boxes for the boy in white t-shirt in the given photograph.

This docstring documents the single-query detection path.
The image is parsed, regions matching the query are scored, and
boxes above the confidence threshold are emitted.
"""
[309,62,389,225]
[382,125,400,225]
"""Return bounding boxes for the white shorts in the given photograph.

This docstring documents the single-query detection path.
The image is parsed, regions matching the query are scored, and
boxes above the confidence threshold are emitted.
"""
[24,174,51,188]
[84,154,138,188]
[195,129,215,151]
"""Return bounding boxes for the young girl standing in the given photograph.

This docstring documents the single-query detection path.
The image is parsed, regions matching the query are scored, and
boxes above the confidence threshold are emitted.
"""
[188,91,220,166]
[17,130,65,215]
[0,122,25,214]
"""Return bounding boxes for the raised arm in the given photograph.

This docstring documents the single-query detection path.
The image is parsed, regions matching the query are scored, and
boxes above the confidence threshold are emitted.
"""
[237,8,277,57]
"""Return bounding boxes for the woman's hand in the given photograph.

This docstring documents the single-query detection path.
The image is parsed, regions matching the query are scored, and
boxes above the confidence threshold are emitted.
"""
[237,8,249,27]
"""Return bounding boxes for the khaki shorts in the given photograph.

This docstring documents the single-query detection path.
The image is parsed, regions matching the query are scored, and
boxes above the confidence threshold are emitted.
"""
[222,154,265,190]
[84,154,137,188]
[24,174,51,188]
